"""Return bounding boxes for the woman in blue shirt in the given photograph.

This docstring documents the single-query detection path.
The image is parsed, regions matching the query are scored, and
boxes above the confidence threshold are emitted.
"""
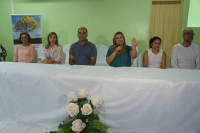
[106,32,139,67]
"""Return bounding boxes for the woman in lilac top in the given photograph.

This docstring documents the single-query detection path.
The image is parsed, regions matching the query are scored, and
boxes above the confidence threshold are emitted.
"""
[13,32,36,63]
[41,32,62,64]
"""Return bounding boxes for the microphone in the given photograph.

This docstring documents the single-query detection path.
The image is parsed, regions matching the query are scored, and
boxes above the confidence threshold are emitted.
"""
[118,42,121,54]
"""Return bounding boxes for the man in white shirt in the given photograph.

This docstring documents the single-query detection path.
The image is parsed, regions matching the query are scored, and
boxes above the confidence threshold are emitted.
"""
[171,28,200,69]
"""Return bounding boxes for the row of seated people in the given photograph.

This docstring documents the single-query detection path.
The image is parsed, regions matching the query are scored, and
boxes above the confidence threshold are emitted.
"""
[13,27,200,69]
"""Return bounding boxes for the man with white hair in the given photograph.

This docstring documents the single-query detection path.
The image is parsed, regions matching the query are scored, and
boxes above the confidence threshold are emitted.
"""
[171,28,200,69]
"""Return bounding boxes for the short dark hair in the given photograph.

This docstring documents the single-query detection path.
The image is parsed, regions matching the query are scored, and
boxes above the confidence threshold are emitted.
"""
[78,27,88,33]
[149,36,161,48]
[19,32,31,43]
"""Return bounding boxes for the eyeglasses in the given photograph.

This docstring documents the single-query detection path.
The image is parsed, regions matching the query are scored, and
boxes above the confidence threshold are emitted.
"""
[184,33,195,36]
[21,37,28,39]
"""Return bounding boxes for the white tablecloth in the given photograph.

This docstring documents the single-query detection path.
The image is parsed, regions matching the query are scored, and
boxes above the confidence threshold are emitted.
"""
[0,62,200,133]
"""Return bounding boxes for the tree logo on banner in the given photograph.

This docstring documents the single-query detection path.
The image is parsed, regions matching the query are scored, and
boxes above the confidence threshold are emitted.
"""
[14,16,41,33]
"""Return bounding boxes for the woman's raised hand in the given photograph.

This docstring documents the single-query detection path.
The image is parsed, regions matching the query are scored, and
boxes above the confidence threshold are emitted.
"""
[131,38,139,47]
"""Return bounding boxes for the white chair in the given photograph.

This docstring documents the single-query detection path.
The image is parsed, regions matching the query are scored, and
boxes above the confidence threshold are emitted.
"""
[169,55,172,68]
[61,51,66,64]
[127,45,139,67]
[95,44,109,66]
[63,44,71,65]
[138,52,144,67]
[34,50,38,63]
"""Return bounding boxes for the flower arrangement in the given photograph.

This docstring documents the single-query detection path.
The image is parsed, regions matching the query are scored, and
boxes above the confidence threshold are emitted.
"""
[54,89,108,133]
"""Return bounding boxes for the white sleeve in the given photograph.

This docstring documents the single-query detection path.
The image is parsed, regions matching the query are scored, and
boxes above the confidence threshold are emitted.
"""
[171,45,180,69]
[54,46,62,63]
[41,47,47,61]
[195,46,200,69]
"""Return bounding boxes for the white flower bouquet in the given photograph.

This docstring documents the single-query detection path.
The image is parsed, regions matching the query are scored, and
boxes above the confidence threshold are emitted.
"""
[55,89,108,133]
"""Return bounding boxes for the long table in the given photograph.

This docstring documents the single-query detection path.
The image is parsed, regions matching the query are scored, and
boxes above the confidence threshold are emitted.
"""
[0,62,200,133]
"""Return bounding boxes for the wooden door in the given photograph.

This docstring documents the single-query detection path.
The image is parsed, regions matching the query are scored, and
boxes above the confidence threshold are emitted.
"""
[149,0,183,68]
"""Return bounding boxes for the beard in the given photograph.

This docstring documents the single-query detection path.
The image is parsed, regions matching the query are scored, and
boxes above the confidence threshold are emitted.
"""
[185,37,193,42]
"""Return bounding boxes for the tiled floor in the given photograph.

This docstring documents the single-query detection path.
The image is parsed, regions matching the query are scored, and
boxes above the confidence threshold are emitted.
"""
[0,126,51,133]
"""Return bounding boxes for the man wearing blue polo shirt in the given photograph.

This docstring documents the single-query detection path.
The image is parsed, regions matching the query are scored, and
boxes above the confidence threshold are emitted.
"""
[69,27,97,65]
